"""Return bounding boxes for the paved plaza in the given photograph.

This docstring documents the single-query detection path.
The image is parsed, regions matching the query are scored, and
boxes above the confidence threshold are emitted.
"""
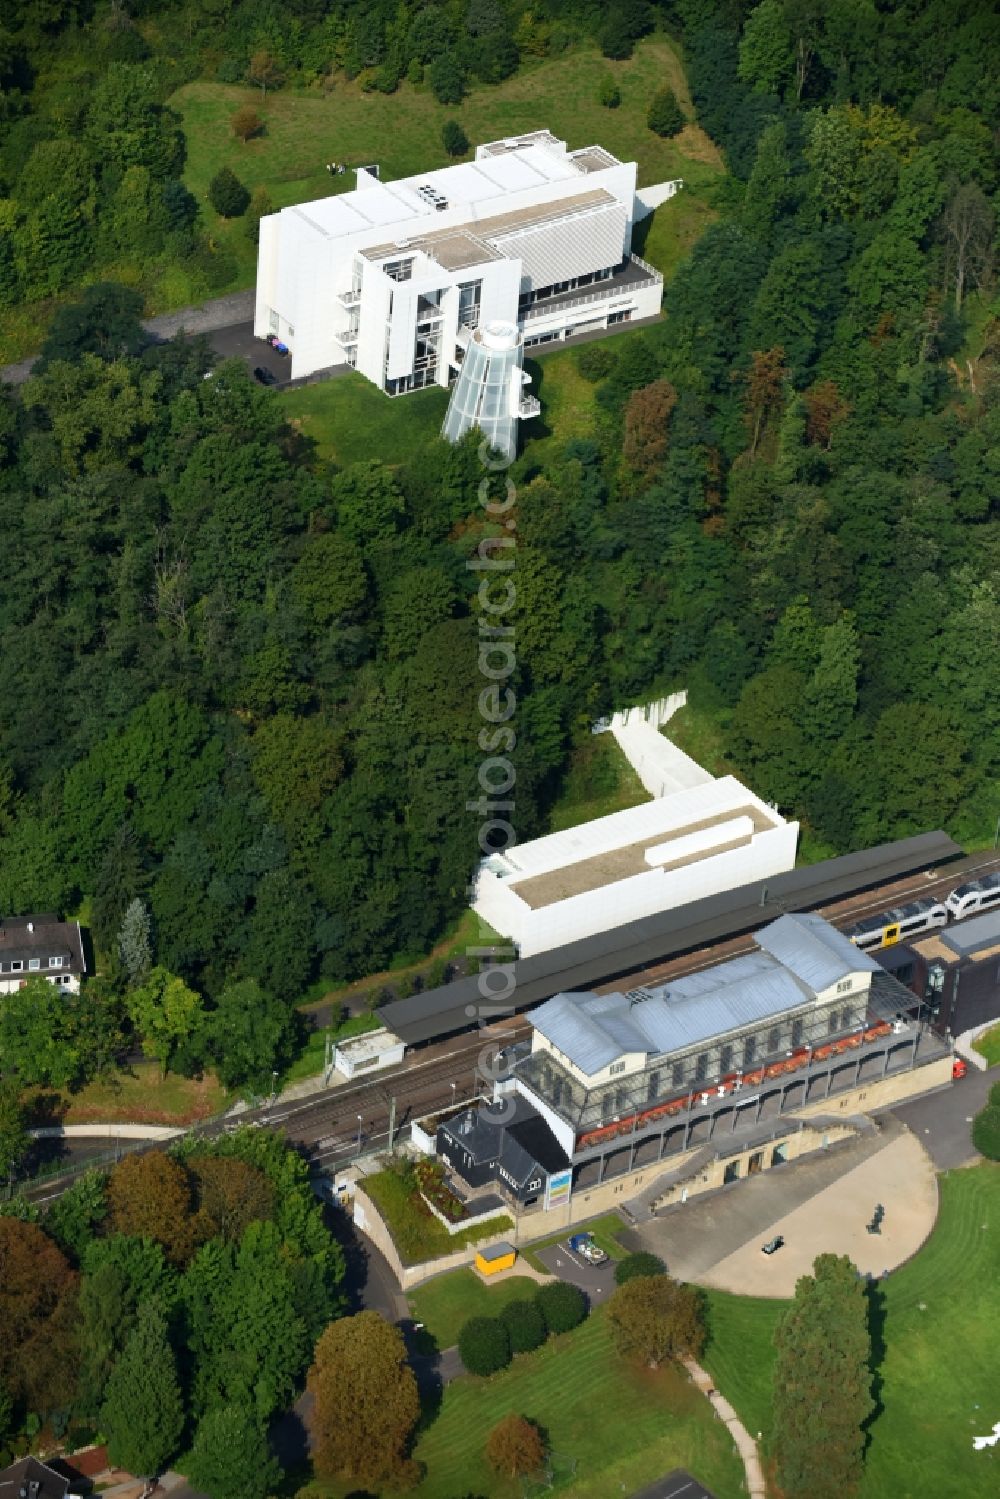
[629,1118,939,1297]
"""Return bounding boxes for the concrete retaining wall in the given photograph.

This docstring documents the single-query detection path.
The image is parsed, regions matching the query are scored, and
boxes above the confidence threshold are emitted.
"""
[352,1186,518,1291]
[30,1123,184,1141]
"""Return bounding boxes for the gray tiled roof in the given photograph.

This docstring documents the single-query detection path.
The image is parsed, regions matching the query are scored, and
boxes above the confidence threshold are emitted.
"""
[531,955,814,1076]
[755,911,880,990]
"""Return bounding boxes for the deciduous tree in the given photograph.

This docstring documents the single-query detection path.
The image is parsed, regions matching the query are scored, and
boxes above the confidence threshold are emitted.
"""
[126,966,203,1077]
[607,1274,705,1368]
[0,1218,80,1415]
[246,50,283,97]
[231,106,262,144]
[106,1149,198,1264]
[485,1414,546,1478]
[308,1311,420,1488]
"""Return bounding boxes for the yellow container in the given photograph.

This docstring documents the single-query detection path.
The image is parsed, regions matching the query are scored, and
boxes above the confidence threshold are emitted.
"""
[475,1241,517,1276]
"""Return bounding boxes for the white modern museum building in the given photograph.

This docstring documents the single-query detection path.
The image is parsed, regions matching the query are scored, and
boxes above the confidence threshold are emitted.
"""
[254,129,677,395]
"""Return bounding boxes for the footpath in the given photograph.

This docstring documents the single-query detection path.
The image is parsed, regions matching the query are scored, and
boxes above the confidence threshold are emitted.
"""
[683,1358,767,1498]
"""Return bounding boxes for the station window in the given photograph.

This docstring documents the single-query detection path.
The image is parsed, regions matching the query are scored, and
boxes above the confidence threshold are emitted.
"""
[609,1060,626,1076]
[695,1053,708,1082]
[743,1036,757,1068]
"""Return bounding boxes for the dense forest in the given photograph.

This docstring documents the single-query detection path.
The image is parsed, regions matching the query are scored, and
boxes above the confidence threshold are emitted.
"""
[0,0,655,311]
[0,0,998,1057]
[0,1128,346,1484]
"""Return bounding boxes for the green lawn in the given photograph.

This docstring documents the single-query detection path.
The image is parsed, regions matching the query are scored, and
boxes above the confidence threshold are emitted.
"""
[275,373,449,468]
[409,1306,745,1499]
[521,1211,631,1272]
[545,734,651,832]
[280,1012,382,1086]
[299,1304,745,1499]
[23,1060,227,1127]
[702,1164,1000,1499]
[363,1166,513,1265]
[408,1268,542,1351]
[972,1024,1000,1066]
[167,35,723,309]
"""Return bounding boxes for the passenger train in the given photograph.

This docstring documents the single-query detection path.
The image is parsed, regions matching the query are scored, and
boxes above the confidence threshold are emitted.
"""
[845,872,1000,952]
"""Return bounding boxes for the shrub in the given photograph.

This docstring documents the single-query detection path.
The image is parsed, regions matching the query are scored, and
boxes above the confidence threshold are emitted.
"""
[972,1104,1000,1160]
[648,87,685,138]
[485,1413,546,1478]
[208,167,250,219]
[429,51,465,104]
[577,344,617,382]
[599,76,621,109]
[458,1316,511,1376]
[535,1279,587,1335]
[231,106,262,144]
[600,23,633,60]
[442,119,469,157]
[615,1251,666,1285]
[499,1298,546,1354]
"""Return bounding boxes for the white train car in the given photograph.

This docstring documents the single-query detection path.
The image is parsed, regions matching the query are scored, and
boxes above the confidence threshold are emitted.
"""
[945,872,1000,922]
[845,897,949,952]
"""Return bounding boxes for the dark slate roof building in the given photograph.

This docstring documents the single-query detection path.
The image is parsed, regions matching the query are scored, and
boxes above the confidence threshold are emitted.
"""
[0,1457,84,1499]
[0,914,85,993]
[437,1101,569,1202]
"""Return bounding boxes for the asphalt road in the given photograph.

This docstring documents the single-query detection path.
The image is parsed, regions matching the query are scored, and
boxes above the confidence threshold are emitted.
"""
[630,1470,719,1499]
[889,1065,991,1169]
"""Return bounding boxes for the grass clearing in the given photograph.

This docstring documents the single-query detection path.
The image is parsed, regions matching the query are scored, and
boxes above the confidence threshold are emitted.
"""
[280,1012,382,1086]
[275,373,449,468]
[24,1061,227,1127]
[972,1024,1000,1066]
[363,1166,513,1265]
[546,733,651,832]
[701,1165,1000,1499]
[408,1268,542,1351]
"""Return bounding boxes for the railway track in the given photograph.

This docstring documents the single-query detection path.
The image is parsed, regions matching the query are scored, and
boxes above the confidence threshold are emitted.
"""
[22,847,999,1198]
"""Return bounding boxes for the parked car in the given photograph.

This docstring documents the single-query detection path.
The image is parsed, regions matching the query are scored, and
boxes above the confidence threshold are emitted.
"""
[953,1056,968,1080]
[761,1235,785,1255]
[569,1233,608,1266]
[253,366,277,386]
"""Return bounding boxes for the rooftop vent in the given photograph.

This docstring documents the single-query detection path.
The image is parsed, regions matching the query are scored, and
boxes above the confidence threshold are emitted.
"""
[625,987,654,1006]
[416,184,449,211]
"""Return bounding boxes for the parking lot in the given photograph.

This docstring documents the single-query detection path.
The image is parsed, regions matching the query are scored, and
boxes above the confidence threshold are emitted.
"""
[535,1236,618,1302]
[204,319,351,388]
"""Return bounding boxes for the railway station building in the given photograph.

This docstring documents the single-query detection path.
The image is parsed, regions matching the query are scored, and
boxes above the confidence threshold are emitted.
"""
[254,129,674,391]
[434,912,950,1207]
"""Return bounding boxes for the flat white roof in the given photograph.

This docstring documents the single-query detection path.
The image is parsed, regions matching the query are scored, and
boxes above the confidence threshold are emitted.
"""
[334,1027,404,1061]
[479,778,786,912]
[279,132,623,247]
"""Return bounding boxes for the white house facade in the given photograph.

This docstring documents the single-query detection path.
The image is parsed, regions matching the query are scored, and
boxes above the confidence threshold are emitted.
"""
[254,129,677,392]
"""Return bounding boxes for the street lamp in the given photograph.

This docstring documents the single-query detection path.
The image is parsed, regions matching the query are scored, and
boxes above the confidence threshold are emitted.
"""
[270,1069,278,1106]
[450,1080,457,1108]
[356,1114,363,1154]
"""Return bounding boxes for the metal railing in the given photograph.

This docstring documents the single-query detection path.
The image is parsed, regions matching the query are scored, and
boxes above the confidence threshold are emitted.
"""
[522,256,662,323]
